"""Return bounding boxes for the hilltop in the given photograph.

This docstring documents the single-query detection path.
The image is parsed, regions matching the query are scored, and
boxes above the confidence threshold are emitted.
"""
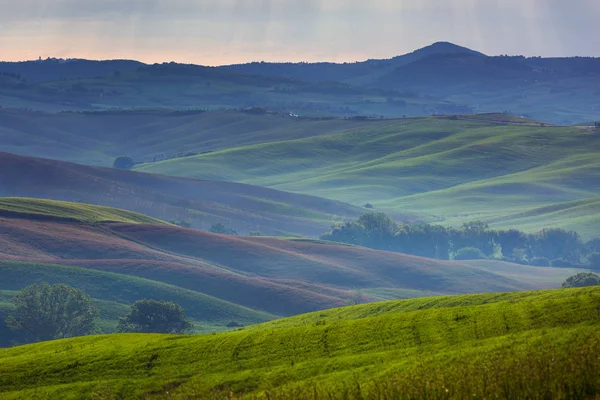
[0,287,598,398]
[0,198,580,319]
[0,152,364,236]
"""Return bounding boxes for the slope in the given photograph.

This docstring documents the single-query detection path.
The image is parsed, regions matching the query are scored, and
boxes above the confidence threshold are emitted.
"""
[137,115,600,237]
[0,152,364,236]
[0,261,273,333]
[0,287,598,399]
[0,198,168,225]
[0,199,579,317]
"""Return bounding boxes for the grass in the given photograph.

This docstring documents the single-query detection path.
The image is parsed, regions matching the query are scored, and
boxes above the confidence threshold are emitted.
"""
[0,198,168,225]
[136,116,600,237]
[0,287,598,399]
[0,261,274,331]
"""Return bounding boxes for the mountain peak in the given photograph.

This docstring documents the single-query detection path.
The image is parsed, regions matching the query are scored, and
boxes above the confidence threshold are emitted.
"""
[411,42,485,57]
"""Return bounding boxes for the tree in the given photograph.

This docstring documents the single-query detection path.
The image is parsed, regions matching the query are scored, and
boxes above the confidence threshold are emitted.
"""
[561,272,600,288]
[453,247,487,260]
[117,300,192,334]
[113,156,134,170]
[209,223,238,236]
[6,283,98,344]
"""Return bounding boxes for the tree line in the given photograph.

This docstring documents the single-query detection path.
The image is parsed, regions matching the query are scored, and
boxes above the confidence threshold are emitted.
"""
[321,212,600,269]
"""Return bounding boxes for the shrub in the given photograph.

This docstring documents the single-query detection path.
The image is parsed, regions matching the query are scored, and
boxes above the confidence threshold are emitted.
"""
[209,223,238,236]
[169,219,192,228]
[561,272,600,288]
[530,257,550,267]
[6,283,98,344]
[453,247,486,260]
[113,156,134,170]
[118,300,192,334]
[364,203,374,209]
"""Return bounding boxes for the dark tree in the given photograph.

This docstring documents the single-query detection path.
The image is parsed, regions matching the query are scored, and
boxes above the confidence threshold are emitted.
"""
[209,223,238,235]
[561,272,600,288]
[118,300,192,334]
[6,283,98,344]
[113,156,134,170]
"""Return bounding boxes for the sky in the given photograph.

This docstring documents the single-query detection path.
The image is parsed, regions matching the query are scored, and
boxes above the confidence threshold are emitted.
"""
[1,0,599,65]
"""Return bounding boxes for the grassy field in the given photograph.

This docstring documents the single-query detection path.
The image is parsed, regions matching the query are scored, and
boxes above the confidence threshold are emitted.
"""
[0,287,598,399]
[0,198,168,225]
[135,115,600,237]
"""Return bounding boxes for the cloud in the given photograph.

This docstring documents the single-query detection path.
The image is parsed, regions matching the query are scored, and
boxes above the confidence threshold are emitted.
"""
[0,0,598,64]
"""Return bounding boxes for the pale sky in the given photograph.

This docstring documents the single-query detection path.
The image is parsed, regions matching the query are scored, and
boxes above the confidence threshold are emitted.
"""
[1,0,599,65]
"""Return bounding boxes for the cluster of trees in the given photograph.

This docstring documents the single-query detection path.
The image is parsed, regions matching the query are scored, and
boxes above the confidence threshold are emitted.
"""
[321,213,600,268]
[2,283,192,347]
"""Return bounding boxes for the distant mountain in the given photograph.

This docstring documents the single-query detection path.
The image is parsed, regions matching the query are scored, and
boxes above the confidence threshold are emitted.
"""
[0,42,599,123]
[0,59,142,83]
[223,42,483,85]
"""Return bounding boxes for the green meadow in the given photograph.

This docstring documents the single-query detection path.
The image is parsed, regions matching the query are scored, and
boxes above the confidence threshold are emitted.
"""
[0,287,599,399]
[137,117,600,236]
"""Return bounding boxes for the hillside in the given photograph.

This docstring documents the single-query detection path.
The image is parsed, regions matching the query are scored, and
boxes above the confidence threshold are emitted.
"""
[0,152,364,236]
[0,261,273,336]
[0,63,446,117]
[136,115,600,237]
[0,199,581,318]
[0,198,168,225]
[0,287,598,399]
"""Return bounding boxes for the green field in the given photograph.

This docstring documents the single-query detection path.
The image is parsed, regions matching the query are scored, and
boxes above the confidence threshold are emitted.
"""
[136,116,600,237]
[0,287,598,399]
[0,198,168,225]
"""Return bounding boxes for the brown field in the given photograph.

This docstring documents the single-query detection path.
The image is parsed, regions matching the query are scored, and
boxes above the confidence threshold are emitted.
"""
[0,152,363,236]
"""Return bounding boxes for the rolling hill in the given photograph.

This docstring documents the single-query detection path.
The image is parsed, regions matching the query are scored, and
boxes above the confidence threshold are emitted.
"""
[0,152,364,236]
[136,114,600,237]
[2,108,599,236]
[3,42,599,123]
[0,287,598,399]
[0,198,581,319]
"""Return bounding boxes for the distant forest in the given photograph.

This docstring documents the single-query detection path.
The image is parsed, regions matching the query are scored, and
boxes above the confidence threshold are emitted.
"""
[322,213,599,269]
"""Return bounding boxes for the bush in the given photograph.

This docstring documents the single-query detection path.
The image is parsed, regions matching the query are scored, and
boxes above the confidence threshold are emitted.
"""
[364,203,374,209]
[169,219,192,228]
[6,283,98,344]
[550,258,574,268]
[118,300,192,334]
[561,272,600,288]
[453,247,486,260]
[113,156,134,170]
[530,257,550,267]
[209,223,238,236]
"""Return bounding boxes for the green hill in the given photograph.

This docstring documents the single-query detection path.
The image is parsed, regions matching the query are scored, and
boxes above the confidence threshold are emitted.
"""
[0,261,274,335]
[0,287,598,399]
[136,116,600,237]
[0,198,168,225]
